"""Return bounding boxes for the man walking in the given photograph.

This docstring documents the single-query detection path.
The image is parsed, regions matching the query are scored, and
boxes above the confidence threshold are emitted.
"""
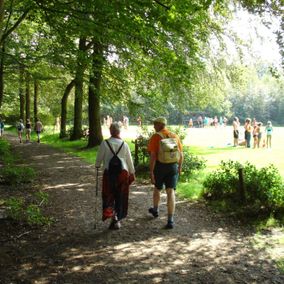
[147,117,183,229]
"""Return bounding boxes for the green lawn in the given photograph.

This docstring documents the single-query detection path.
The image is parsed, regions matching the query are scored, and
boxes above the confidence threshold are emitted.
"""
[6,125,284,201]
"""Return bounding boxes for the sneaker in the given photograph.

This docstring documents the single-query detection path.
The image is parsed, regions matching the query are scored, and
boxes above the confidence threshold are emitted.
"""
[108,219,121,230]
[165,221,174,229]
[114,221,121,230]
[148,207,159,218]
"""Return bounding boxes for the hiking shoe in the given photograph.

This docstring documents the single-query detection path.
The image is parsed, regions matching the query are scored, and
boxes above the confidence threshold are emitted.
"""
[165,221,174,229]
[109,219,121,230]
[148,207,159,218]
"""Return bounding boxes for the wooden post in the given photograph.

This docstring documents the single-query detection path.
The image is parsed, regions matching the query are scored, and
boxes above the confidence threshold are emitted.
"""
[238,167,246,202]
[134,139,139,166]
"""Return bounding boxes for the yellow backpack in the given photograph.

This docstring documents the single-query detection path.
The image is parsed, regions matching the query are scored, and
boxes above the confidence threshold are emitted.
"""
[157,132,180,163]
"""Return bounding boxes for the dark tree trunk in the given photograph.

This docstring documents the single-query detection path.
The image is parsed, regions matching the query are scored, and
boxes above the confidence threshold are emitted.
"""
[34,79,39,125]
[25,72,30,120]
[0,44,4,109]
[87,41,104,148]
[60,79,75,138]
[19,65,25,121]
[70,37,87,141]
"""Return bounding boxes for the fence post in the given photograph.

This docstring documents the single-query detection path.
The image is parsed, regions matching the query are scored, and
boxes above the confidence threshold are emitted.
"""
[238,167,246,202]
[134,139,139,166]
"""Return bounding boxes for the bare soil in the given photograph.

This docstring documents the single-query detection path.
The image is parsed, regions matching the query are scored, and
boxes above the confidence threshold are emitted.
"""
[0,134,283,284]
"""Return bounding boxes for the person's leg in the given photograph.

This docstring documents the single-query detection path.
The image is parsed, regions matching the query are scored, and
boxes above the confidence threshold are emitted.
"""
[268,135,272,148]
[149,188,160,217]
[165,188,175,228]
[153,188,160,209]
[166,188,175,215]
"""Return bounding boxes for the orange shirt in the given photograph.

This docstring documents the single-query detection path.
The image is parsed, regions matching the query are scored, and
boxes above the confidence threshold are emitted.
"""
[147,128,183,153]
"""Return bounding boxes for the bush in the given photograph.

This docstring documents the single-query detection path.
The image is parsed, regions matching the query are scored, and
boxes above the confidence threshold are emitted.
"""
[203,160,284,215]
[5,191,52,226]
[180,150,206,182]
[0,166,36,185]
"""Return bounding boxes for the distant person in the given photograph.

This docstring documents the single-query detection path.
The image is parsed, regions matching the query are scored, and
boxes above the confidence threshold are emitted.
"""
[253,124,260,148]
[252,118,257,127]
[25,119,32,142]
[188,118,193,128]
[213,116,218,128]
[54,116,60,133]
[95,122,135,230]
[223,116,228,127]
[257,122,263,148]
[123,115,129,129]
[0,118,4,137]
[137,116,142,127]
[232,117,240,147]
[35,119,43,143]
[197,115,203,128]
[265,121,273,149]
[244,118,252,148]
[17,119,25,143]
[147,117,183,229]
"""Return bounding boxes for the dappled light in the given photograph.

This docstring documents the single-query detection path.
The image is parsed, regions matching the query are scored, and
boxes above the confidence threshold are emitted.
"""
[1,133,283,283]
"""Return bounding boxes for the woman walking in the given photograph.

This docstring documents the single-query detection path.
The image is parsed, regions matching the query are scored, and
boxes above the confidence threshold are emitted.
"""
[95,122,135,229]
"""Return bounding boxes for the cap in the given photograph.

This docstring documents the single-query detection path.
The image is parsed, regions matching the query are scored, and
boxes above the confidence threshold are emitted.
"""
[153,117,167,125]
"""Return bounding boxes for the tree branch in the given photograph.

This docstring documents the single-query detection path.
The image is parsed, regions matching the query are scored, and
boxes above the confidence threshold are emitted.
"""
[0,8,30,45]
[153,0,170,10]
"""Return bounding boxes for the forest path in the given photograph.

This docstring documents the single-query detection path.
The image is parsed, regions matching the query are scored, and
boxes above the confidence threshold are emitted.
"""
[0,134,283,284]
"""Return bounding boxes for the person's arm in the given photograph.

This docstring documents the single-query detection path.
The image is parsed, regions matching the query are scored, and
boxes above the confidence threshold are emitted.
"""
[95,141,105,168]
[150,152,157,184]
[178,151,184,175]
[125,144,135,175]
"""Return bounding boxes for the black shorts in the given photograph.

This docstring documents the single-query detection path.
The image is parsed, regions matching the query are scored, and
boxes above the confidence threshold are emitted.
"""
[154,161,179,190]
[233,130,239,139]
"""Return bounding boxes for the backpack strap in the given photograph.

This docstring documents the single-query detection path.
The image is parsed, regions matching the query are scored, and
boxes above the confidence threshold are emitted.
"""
[105,140,124,156]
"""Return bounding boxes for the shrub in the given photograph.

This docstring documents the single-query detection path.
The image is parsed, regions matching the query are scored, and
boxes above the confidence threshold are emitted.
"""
[5,191,52,226]
[0,166,36,185]
[203,160,284,215]
[5,197,24,221]
[180,150,206,182]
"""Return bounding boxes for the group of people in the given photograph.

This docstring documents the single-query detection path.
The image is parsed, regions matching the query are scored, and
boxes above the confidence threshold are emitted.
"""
[95,117,183,230]
[188,115,228,128]
[233,117,273,149]
[17,118,43,144]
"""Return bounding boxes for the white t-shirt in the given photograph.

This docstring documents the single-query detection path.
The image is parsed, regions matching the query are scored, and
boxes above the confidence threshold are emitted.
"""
[95,137,135,174]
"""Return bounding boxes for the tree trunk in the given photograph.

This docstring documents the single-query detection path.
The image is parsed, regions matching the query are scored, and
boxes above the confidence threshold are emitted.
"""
[70,37,87,141]
[25,72,30,120]
[0,44,4,109]
[34,79,38,125]
[60,79,75,138]
[0,0,5,41]
[19,65,25,121]
[87,41,104,148]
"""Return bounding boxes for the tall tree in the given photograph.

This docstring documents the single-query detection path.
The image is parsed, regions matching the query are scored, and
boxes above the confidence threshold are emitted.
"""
[33,79,38,124]
[60,79,75,138]
[25,72,30,120]
[88,40,104,147]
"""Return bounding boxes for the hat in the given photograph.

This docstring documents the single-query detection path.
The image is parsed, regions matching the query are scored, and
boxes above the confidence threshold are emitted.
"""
[153,117,167,125]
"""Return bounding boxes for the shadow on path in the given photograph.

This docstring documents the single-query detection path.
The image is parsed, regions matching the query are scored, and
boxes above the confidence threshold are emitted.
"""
[0,134,283,283]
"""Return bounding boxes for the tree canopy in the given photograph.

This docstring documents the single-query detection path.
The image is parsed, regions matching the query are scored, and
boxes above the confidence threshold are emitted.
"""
[0,0,283,145]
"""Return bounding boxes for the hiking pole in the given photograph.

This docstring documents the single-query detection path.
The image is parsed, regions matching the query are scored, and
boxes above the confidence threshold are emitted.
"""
[94,167,99,229]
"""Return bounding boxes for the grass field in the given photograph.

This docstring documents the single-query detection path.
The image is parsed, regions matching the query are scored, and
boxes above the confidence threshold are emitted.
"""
[8,124,284,176]
[4,124,284,201]
[184,126,284,177]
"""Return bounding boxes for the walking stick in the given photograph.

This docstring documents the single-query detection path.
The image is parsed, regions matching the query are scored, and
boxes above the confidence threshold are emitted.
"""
[94,167,99,229]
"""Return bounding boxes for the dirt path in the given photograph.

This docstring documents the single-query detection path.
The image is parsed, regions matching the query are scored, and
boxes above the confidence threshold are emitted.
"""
[0,135,283,284]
